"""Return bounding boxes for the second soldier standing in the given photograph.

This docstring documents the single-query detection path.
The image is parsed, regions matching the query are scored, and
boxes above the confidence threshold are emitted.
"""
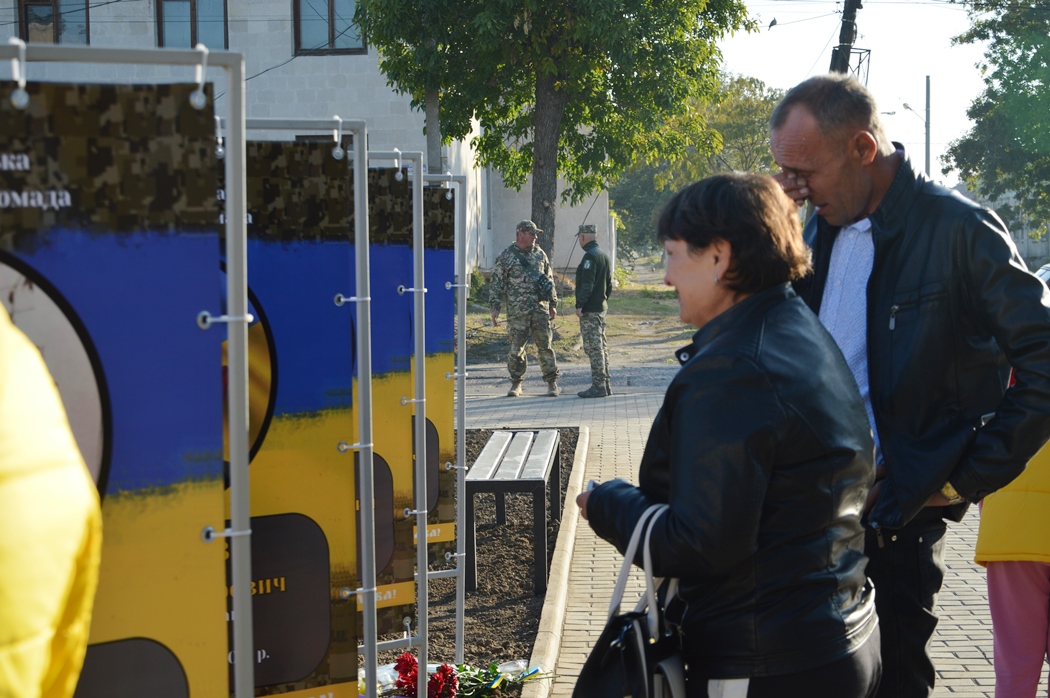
[574,224,612,397]
[489,220,561,397]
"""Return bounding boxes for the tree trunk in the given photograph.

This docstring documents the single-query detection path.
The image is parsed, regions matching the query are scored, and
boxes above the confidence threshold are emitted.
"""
[531,72,569,260]
[425,87,442,174]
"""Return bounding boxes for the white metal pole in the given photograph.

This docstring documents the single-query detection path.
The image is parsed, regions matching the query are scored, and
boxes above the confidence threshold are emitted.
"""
[409,152,429,698]
[354,129,379,698]
[224,53,255,698]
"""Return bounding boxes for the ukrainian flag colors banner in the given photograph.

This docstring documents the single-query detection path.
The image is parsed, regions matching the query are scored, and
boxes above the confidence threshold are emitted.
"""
[362,171,456,636]
[0,82,226,698]
[230,140,359,696]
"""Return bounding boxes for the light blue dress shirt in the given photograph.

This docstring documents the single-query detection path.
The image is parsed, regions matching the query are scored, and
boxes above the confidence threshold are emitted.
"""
[818,217,882,464]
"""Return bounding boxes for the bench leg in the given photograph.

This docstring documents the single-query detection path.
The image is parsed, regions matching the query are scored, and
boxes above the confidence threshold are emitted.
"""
[533,484,548,594]
[465,489,478,592]
[495,492,506,526]
[549,444,561,520]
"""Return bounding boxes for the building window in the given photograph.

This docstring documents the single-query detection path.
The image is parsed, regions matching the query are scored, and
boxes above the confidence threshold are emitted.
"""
[19,0,88,44]
[157,0,228,49]
[295,0,365,55]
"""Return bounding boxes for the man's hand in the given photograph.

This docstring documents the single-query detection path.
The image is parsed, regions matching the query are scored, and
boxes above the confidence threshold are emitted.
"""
[773,169,810,208]
[491,310,499,327]
[576,308,583,318]
[925,491,954,507]
[549,307,557,320]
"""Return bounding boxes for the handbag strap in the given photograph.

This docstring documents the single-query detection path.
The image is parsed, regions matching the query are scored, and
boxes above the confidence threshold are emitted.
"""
[607,503,666,620]
[642,507,678,639]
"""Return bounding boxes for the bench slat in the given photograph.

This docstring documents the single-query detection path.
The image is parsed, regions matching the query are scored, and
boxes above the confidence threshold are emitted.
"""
[520,430,559,479]
[466,431,513,481]
[492,431,534,480]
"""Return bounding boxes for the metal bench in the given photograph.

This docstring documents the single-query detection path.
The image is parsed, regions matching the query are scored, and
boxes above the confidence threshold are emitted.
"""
[465,429,561,594]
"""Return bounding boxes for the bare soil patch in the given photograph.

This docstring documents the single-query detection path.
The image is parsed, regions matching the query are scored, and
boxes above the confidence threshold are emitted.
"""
[379,428,578,692]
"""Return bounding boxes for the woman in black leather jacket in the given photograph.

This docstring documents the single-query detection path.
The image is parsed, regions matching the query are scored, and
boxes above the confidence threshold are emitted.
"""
[577,173,880,698]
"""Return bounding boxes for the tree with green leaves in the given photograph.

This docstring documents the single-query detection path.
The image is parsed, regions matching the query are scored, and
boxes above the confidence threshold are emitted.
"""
[355,0,753,256]
[610,74,783,256]
[943,0,1050,237]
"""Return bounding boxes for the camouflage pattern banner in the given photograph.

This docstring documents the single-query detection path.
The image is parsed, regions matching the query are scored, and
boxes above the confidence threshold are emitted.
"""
[218,140,360,697]
[355,170,456,638]
[0,82,227,698]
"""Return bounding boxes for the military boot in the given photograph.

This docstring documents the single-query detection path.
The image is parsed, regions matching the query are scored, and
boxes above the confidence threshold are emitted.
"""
[546,380,561,397]
[577,385,607,398]
[507,381,523,397]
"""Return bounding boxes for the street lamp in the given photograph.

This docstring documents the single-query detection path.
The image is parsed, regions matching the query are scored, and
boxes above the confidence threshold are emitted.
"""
[903,75,931,175]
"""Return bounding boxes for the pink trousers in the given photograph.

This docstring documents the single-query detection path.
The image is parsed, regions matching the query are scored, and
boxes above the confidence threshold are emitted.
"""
[987,560,1050,698]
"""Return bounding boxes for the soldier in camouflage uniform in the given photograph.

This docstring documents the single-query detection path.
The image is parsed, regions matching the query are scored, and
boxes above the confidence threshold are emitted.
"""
[574,224,612,398]
[489,220,561,397]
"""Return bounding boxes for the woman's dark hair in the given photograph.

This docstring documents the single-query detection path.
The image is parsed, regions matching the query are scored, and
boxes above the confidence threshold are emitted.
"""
[656,172,812,294]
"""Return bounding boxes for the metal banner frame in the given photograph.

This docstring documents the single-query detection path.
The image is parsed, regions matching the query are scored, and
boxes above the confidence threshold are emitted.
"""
[0,43,253,698]
[231,116,377,697]
[422,173,468,664]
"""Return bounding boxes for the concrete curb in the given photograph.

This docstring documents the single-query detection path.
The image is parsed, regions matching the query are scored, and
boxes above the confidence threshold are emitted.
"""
[521,425,590,698]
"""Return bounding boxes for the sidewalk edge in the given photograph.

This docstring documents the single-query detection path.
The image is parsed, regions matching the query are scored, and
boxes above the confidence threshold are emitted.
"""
[521,425,590,698]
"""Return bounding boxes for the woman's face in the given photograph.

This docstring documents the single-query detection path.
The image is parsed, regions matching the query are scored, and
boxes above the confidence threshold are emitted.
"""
[663,238,735,328]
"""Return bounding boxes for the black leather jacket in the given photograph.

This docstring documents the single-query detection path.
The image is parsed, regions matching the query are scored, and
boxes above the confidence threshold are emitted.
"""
[795,149,1050,530]
[587,284,878,679]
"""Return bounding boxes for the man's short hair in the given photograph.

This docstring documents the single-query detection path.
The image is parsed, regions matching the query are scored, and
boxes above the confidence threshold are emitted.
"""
[516,220,542,235]
[577,224,597,237]
[770,73,891,148]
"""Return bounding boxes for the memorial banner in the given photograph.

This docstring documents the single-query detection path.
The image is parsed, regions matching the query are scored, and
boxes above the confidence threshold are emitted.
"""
[0,81,227,697]
[361,170,456,636]
[224,140,360,696]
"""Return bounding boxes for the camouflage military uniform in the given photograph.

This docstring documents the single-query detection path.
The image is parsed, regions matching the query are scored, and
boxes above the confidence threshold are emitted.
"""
[489,244,560,384]
[575,237,612,391]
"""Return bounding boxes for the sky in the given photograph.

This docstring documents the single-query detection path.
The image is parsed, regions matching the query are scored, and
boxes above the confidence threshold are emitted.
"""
[717,0,989,186]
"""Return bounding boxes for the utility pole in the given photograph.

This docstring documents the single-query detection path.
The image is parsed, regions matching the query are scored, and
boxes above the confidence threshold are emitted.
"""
[925,75,931,175]
[829,0,863,74]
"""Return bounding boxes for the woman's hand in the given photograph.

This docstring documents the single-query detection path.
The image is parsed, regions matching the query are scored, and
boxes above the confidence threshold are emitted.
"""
[576,489,593,520]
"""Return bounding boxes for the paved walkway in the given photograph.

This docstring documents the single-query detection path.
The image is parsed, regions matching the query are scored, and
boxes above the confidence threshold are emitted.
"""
[463,361,1049,698]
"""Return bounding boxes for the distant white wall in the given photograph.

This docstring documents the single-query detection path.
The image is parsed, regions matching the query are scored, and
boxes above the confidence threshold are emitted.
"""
[489,175,610,274]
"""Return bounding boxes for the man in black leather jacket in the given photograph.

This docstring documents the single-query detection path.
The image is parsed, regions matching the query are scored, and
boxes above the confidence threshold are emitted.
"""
[771,74,1050,698]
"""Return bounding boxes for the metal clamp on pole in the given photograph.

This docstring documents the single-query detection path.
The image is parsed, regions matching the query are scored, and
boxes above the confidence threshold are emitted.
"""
[331,115,345,160]
[445,552,465,561]
[7,38,28,109]
[201,526,252,543]
[396,285,427,295]
[399,397,424,406]
[403,508,428,518]
[339,586,375,600]
[445,282,468,290]
[333,293,369,306]
[189,43,208,109]
[197,311,254,330]
[337,441,372,453]
[214,115,225,159]
[444,462,467,471]
[392,148,404,181]
[445,372,468,380]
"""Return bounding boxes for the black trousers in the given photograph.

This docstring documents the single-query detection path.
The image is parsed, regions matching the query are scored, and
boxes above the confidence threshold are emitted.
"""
[685,627,882,698]
[865,511,948,698]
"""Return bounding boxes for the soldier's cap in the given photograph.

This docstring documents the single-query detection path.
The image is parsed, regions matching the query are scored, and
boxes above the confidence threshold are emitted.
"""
[577,224,597,236]
[516,220,542,235]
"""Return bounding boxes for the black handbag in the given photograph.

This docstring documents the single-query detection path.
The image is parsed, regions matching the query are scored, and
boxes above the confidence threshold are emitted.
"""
[573,504,686,698]
[516,253,554,302]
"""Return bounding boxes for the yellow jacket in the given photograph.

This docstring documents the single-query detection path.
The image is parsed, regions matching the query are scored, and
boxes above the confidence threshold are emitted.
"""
[974,441,1050,566]
[0,308,102,698]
